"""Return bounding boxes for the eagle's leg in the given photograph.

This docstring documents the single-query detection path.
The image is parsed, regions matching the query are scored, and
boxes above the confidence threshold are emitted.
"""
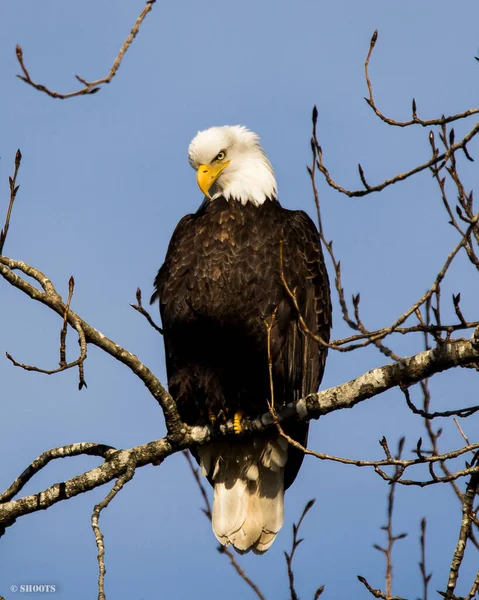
[233,409,244,434]
[207,408,217,425]
[208,407,227,427]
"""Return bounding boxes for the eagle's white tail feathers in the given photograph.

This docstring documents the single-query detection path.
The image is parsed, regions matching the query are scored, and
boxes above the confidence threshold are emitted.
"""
[197,437,287,554]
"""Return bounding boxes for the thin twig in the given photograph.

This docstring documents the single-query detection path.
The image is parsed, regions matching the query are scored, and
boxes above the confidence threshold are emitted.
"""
[91,458,136,600]
[0,149,22,255]
[357,575,406,600]
[373,439,408,598]
[130,287,163,334]
[313,32,479,198]
[5,273,88,390]
[418,518,432,600]
[453,419,472,447]
[16,1,157,99]
[309,111,358,331]
[307,113,479,355]
[183,452,212,518]
[329,322,479,350]
[284,500,318,600]
[316,119,479,198]
[364,30,479,128]
[402,385,479,420]
[59,276,75,367]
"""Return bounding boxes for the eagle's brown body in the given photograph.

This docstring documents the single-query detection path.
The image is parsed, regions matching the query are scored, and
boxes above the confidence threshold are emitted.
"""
[152,195,331,552]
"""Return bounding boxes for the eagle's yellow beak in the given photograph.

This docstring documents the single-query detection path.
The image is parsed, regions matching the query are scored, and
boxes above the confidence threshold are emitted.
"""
[196,161,230,198]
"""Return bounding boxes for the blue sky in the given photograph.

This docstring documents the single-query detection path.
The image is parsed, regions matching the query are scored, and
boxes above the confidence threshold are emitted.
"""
[1,1,478,598]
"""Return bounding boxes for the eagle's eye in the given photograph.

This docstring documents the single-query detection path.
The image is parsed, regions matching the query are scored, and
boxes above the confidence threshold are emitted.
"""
[215,151,226,161]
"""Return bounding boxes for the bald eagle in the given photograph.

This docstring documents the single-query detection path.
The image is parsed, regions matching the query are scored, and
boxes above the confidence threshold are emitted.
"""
[152,126,331,553]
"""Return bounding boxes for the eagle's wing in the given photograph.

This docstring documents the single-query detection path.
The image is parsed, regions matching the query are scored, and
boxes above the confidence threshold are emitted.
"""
[274,209,331,488]
[151,213,195,308]
[151,212,198,387]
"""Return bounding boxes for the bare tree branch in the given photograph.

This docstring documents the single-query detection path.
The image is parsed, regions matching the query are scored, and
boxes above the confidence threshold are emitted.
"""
[0,149,21,255]
[284,500,322,600]
[313,31,479,199]
[364,30,479,128]
[307,107,479,357]
[402,385,479,420]
[316,119,479,198]
[2,242,479,456]
[373,439,408,598]
[15,1,157,99]
[0,440,170,536]
[5,274,88,389]
[91,458,136,600]
[418,518,432,600]
[357,575,406,600]
[464,570,479,600]
[130,287,163,335]
[418,308,479,550]
[295,328,479,423]
[0,442,116,504]
[2,341,478,537]
[443,472,479,599]
[0,257,182,435]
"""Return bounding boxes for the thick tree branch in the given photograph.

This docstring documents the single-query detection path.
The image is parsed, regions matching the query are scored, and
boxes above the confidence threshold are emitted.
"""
[0,442,116,504]
[298,328,479,421]
[0,440,171,536]
[6,255,477,449]
[2,325,479,535]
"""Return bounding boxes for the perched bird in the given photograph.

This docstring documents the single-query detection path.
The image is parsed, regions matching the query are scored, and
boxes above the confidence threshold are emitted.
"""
[151,126,331,553]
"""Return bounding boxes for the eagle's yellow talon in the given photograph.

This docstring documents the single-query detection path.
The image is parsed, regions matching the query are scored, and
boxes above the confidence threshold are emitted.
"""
[233,410,244,434]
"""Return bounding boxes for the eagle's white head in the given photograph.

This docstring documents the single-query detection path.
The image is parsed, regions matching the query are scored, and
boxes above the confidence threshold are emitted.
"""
[188,126,277,206]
